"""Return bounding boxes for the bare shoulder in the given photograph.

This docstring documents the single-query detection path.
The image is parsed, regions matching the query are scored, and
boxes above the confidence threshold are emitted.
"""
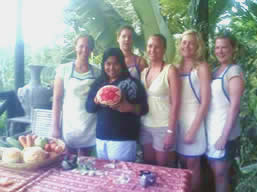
[197,62,210,75]
[168,64,178,74]
[196,62,211,81]
[167,64,179,83]
[197,61,209,71]
[136,55,148,71]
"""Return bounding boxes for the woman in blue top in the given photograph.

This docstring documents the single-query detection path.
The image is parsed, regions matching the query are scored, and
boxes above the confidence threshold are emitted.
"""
[86,48,148,162]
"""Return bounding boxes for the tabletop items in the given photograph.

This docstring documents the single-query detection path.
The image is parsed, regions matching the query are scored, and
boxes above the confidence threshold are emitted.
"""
[0,153,192,192]
[139,170,157,187]
[61,154,78,170]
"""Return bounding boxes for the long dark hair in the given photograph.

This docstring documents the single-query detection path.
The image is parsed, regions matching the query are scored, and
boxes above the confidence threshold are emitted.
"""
[94,48,130,86]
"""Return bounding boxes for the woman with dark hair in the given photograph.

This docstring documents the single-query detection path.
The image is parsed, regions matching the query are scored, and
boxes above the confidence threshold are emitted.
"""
[206,34,244,192]
[52,34,100,156]
[117,25,147,79]
[86,48,148,162]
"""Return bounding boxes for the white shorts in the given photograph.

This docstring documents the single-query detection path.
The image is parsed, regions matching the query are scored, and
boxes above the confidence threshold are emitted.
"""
[205,144,225,159]
[139,125,175,152]
[205,138,240,160]
[96,139,136,162]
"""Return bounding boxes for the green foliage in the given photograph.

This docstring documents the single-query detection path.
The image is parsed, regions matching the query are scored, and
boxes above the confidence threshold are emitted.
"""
[160,0,191,33]
[0,47,15,91]
[236,168,257,192]
[63,0,129,58]
[131,0,175,63]
[208,0,234,34]
[0,112,7,136]
[104,0,145,51]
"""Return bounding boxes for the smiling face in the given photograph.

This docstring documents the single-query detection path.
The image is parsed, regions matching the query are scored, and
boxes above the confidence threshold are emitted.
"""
[215,38,234,65]
[117,28,133,52]
[75,37,92,59]
[180,34,198,59]
[104,56,122,82]
[146,36,165,62]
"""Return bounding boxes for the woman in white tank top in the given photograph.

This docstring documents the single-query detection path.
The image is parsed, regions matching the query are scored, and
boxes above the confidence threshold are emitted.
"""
[206,34,244,192]
[140,34,180,166]
[117,25,147,79]
[176,30,211,192]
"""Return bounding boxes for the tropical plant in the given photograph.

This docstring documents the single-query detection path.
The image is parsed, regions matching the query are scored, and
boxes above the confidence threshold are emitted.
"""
[1,0,257,190]
[62,0,131,63]
[0,47,15,91]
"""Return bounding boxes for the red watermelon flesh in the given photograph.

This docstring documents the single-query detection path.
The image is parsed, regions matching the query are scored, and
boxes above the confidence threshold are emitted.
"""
[96,85,121,106]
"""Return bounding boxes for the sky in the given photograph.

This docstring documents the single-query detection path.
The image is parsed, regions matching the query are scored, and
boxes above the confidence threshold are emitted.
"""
[0,0,248,48]
[0,0,69,48]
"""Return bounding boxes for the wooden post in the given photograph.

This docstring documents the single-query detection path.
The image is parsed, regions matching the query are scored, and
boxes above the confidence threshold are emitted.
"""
[15,0,25,91]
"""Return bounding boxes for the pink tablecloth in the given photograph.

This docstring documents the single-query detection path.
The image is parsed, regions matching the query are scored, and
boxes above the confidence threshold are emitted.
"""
[0,166,50,192]
[1,157,192,192]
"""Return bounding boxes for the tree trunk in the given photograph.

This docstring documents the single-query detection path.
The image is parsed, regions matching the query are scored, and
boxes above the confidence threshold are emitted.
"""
[190,0,209,57]
[15,0,24,91]
[196,0,208,43]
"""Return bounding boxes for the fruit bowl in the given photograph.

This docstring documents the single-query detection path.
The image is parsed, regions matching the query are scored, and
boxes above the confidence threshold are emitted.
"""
[0,137,65,170]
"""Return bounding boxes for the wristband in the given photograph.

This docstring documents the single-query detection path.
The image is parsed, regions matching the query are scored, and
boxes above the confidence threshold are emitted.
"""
[167,129,173,134]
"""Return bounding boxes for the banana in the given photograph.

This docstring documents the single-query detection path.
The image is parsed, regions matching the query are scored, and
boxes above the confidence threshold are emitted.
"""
[6,137,23,150]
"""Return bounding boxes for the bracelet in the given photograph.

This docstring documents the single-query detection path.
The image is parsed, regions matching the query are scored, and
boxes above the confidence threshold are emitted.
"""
[167,129,173,134]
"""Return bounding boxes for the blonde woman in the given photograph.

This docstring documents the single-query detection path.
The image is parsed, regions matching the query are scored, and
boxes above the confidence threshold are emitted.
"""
[140,34,180,166]
[176,30,211,192]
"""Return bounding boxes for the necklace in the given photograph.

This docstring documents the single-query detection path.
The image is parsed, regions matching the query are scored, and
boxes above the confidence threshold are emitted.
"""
[146,61,164,88]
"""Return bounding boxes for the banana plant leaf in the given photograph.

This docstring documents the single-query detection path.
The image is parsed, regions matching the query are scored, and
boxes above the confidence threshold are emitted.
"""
[131,0,175,63]
[64,0,144,54]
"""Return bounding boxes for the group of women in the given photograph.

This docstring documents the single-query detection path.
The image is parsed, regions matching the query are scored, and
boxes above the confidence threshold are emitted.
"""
[51,26,244,192]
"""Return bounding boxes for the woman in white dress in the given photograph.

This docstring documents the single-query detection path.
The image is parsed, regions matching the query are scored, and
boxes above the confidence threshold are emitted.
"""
[52,34,100,156]
[176,30,211,192]
[206,34,244,192]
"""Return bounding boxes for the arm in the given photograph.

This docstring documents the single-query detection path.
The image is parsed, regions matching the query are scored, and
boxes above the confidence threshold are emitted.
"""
[111,80,148,116]
[184,63,211,144]
[164,66,181,150]
[52,76,64,138]
[86,83,100,113]
[137,56,148,72]
[215,74,244,149]
[111,97,141,115]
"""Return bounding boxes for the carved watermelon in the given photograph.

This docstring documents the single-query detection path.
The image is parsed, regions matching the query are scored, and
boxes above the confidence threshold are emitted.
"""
[96,85,122,106]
